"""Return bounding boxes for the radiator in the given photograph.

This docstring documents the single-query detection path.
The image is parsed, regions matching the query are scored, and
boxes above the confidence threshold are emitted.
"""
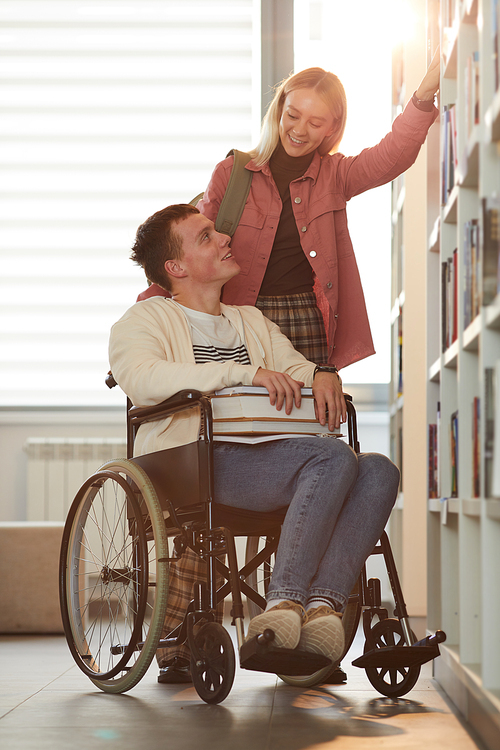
[24,438,127,522]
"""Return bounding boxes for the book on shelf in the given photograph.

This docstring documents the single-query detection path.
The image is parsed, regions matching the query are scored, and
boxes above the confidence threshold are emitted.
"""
[397,310,403,397]
[210,386,342,436]
[493,0,499,92]
[450,410,459,498]
[482,196,500,306]
[428,423,438,498]
[472,396,480,498]
[465,51,480,138]
[442,105,457,204]
[463,219,480,328]
[485,368,495,498]
[428,401,441,499]
[437,401,441,498]
[491,364,500,497]
[441,250,458,351]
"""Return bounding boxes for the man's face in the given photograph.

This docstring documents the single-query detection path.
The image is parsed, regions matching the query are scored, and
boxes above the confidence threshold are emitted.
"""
[170,213,240,287]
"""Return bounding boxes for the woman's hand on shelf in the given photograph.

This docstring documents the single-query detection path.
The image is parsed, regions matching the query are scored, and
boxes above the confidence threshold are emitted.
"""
[415,47,441,101]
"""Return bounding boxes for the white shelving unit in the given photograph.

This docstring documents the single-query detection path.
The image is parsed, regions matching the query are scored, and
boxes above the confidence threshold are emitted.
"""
[389,5,432,619]
[423,1,500,746]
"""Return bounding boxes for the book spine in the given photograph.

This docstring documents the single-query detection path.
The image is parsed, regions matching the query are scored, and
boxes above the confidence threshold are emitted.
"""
[485,368,495,498]
[472,396,480,497]
[451,410,459,498]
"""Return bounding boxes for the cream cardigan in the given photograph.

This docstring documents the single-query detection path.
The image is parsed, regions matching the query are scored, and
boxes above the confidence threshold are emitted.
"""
[109,297,316,455]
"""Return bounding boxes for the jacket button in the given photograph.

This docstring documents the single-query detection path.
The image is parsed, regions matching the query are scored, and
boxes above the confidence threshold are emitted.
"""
[309,250,317,258]
[301,226,307,232]
[326,282,332,289]
[294,197,302,204]
[334,314,338,318]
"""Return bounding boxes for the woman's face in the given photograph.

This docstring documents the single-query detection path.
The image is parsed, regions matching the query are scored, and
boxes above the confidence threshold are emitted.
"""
[279,87,335,158]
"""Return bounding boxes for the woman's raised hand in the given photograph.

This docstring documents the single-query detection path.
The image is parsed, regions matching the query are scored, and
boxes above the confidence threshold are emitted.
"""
[415,46,441,101]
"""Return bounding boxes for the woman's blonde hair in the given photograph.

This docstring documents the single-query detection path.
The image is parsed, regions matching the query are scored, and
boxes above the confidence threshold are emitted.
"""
[249,67,347,168]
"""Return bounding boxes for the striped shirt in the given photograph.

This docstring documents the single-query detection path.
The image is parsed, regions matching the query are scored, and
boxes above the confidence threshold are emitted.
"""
[175,302,251,365]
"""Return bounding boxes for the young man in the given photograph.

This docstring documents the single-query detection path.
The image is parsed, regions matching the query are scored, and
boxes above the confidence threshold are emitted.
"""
[109,204,399,683]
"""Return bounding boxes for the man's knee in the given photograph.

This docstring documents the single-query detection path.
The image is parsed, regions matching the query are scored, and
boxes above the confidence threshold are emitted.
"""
[311,437,359,484]
[359,452,400,492]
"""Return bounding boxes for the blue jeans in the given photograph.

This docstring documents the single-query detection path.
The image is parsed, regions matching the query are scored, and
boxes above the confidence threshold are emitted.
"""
[213,437,400,612]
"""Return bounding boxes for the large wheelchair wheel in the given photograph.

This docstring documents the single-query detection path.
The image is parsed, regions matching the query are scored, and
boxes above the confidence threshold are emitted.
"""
[59,459,169,693]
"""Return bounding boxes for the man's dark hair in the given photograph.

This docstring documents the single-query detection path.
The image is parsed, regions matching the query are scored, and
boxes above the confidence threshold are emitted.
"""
[130,204,200,292]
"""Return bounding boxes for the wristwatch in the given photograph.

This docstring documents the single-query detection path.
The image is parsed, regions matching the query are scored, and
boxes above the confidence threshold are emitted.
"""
[313,365,341,380]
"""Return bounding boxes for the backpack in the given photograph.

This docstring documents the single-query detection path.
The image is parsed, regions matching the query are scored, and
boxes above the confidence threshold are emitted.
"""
[190,149,253,237]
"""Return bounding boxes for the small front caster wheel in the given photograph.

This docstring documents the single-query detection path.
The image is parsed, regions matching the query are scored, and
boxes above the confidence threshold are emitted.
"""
[365,618,420,698]
[190,622,235,704]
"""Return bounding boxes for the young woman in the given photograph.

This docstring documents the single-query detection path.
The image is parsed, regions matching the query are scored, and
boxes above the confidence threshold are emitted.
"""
[195,58,439,370]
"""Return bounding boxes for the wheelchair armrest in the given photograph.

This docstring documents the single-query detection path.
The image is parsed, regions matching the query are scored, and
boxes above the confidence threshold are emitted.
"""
[105,371,118,389]
[128,389,210,429]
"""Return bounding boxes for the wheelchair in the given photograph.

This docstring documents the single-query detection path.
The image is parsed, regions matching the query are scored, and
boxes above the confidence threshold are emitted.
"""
[59,386,446,703]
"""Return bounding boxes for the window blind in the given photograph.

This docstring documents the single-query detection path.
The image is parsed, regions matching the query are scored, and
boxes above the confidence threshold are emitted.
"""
[0,0,260,406]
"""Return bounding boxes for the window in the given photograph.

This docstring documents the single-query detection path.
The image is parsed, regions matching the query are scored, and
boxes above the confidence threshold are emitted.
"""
[0,0,261,406]
[294,0,410,384]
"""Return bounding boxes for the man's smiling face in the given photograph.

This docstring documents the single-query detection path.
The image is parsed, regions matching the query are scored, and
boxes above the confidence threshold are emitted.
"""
[170,212,240,286]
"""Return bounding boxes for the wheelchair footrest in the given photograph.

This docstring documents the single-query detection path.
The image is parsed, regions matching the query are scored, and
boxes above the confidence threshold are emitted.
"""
[352,643,441,670]
[240,635,331,676]
[352,629,447,670]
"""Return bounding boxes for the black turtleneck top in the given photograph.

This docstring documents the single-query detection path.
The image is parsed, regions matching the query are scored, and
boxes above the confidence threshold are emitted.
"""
[259,141,315,296]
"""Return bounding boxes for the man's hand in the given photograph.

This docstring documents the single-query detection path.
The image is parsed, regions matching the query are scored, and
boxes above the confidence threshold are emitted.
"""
[252,368,304,415]
[312,372,346,431]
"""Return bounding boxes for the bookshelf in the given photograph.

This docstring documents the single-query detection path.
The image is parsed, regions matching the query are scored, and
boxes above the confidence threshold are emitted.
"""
[422,1,500,746]
[389,14,432,620]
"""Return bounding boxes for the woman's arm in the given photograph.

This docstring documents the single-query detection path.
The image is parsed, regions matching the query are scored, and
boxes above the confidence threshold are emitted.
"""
[196,157,233,222]
[335,52,441,200]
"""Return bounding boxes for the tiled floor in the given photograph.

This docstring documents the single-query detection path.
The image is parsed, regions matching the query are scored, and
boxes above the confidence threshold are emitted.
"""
[0,624,485,750]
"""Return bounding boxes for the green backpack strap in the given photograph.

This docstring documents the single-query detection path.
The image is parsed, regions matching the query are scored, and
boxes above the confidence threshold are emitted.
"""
[189,149,253,237]
[215,149,253,236]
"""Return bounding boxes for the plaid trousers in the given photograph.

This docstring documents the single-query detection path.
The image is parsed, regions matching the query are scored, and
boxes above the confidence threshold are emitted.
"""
[156,547,224,666]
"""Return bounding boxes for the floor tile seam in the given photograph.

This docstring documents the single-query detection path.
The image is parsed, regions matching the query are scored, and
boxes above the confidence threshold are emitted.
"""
[0,665,77,722]
[264,675,279,750]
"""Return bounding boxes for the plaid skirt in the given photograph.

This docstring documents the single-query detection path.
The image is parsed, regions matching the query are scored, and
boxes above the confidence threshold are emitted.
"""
[255,292,328,365]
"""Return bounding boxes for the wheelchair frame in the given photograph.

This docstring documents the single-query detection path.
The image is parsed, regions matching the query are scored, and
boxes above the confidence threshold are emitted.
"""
[59,388,445,703]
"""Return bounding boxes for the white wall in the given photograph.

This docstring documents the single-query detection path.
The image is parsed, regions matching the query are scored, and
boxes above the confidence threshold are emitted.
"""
[0,409,125,522]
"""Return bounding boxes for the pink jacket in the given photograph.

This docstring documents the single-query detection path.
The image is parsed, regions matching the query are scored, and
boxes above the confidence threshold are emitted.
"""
[140,99,437,369]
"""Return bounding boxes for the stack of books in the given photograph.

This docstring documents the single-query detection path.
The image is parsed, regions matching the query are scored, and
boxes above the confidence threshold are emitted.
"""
[210,386,344,441]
